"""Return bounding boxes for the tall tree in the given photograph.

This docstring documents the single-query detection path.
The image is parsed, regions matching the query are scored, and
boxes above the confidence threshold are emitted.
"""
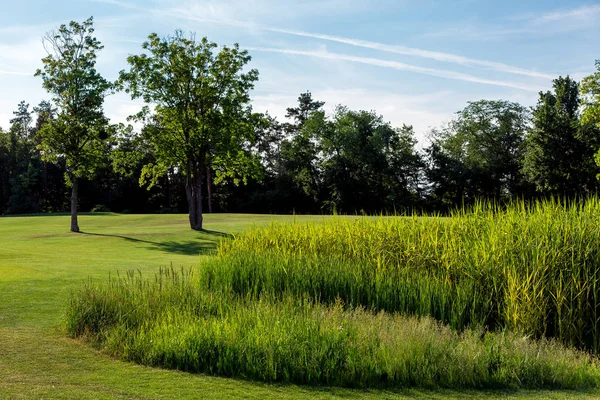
[581,61,600,129]
[35,17,112,232]
[426,100,531,206]
[277,92,325,211]
[580,60,600,172]
[285,91,325,127]
[318,107,422,213]
[9,101,33,139]
[0,128,10,214]
[32,100,57,137]
[6,102,43,214]
[522,76,596,196]
[118,32,261,230]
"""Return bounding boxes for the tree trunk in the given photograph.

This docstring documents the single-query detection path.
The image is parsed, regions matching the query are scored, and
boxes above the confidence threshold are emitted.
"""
[42,161,48,212]
[185,166,204,231]
[167,166,175,210]
[207,166,213,214]
[70,176,80,233]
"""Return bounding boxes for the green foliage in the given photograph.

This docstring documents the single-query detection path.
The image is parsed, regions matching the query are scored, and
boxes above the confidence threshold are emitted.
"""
[522,77,597,195]
[110,123,149,179]
[34,17,113,231]
[320,107,422,213]
[90,204,110,212]
[285,91,326,126]
[580,60,600,173]
[280,112,323,201]
[35,17,112,181]
[118,31,262,229]
[32,100,57,134]
[8,160,42,214]
[209,199,600,353]
[9,101,33,139]
[278,94,423,213]
[426,100,531,205]
[32,17,109,223]
[67,267,600,389]
[581,61,600,129]
[0,103,58,214]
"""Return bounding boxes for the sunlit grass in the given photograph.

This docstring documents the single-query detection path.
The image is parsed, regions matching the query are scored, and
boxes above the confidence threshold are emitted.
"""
[66,199,600,390]
[4,211,600,398]
[67,267,600,389]
[207,199,600,352]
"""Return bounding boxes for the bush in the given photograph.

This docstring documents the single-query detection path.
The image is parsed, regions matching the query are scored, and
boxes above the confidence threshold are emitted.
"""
[91,204,110,213]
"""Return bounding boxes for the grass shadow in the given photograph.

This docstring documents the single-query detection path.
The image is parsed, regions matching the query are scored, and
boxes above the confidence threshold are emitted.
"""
[80,229,232,256]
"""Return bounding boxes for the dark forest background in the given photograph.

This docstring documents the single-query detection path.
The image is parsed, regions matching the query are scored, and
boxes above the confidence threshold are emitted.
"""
[2,74,600,216]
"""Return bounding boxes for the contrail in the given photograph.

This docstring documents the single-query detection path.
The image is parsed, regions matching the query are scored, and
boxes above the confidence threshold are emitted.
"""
[248,47,544,92]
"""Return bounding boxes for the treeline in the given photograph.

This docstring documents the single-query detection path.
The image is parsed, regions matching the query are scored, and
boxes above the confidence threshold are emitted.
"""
[1,18,600,218]
[0,99,179,214]
[1,80,598,216]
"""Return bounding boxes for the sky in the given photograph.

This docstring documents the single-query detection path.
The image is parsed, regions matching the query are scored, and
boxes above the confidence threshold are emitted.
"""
[0,0,599,144]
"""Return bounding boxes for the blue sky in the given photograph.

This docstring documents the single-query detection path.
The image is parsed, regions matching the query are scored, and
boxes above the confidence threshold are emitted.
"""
[1,0,599,143]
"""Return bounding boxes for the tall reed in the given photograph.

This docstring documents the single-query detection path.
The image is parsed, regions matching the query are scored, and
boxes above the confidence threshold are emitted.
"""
[205,198,600,351]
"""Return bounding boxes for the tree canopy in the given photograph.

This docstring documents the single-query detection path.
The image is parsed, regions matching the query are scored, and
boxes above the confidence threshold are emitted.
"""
[522,76,597,196]
[427,100,531,205]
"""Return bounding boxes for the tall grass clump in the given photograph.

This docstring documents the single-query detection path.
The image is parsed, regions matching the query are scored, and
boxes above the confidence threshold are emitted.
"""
[204,198,600,352]
[66,268,600,389]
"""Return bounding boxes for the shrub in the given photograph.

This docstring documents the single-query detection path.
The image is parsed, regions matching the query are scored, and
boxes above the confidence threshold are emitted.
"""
[91,204,110,213]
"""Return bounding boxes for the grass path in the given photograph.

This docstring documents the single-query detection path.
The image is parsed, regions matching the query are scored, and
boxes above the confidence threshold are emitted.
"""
[0,213,597,399]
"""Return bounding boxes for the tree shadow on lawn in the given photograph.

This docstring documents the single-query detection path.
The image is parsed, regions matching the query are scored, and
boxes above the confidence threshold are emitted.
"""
[79,230,233,256]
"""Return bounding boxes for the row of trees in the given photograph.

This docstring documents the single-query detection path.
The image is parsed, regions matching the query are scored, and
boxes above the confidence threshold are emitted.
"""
[1,18,600,230]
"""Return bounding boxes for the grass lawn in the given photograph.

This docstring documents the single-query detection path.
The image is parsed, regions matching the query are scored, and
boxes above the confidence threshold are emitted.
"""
[0,213,598,399]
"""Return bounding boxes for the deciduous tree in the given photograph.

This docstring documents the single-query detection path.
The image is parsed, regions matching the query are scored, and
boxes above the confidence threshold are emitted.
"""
[35,17,112,232]
[522,76,596,196]
[118,32,261,230]
[426,100,530,205]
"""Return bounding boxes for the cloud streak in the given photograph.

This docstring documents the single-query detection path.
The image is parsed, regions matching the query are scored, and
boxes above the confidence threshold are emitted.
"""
[93,0,555,81]
[423,4,600,42]
[529,4,600,25]
[0,70,31,76]
[247,47,544,92]
[256,26,555,80]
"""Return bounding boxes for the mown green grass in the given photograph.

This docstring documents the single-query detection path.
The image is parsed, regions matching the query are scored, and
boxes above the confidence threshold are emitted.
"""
[1,212,599,398]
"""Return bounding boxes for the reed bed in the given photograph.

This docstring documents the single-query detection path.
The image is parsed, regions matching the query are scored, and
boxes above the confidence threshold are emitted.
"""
[66,267,600,389]
[206,199,600,352]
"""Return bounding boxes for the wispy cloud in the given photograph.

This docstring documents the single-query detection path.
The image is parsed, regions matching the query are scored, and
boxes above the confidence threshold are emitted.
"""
[0,70,31,76]
[423,4,600,41]
[166,6,555,80]
[92,0,382,21]
[527,4,600,26]
[248,47,544,92]
[254,26,554,80]
[90,0,139,10]
[92,0,555,81]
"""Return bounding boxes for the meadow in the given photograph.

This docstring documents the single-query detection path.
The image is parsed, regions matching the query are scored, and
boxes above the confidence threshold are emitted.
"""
[2,209,600,398]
